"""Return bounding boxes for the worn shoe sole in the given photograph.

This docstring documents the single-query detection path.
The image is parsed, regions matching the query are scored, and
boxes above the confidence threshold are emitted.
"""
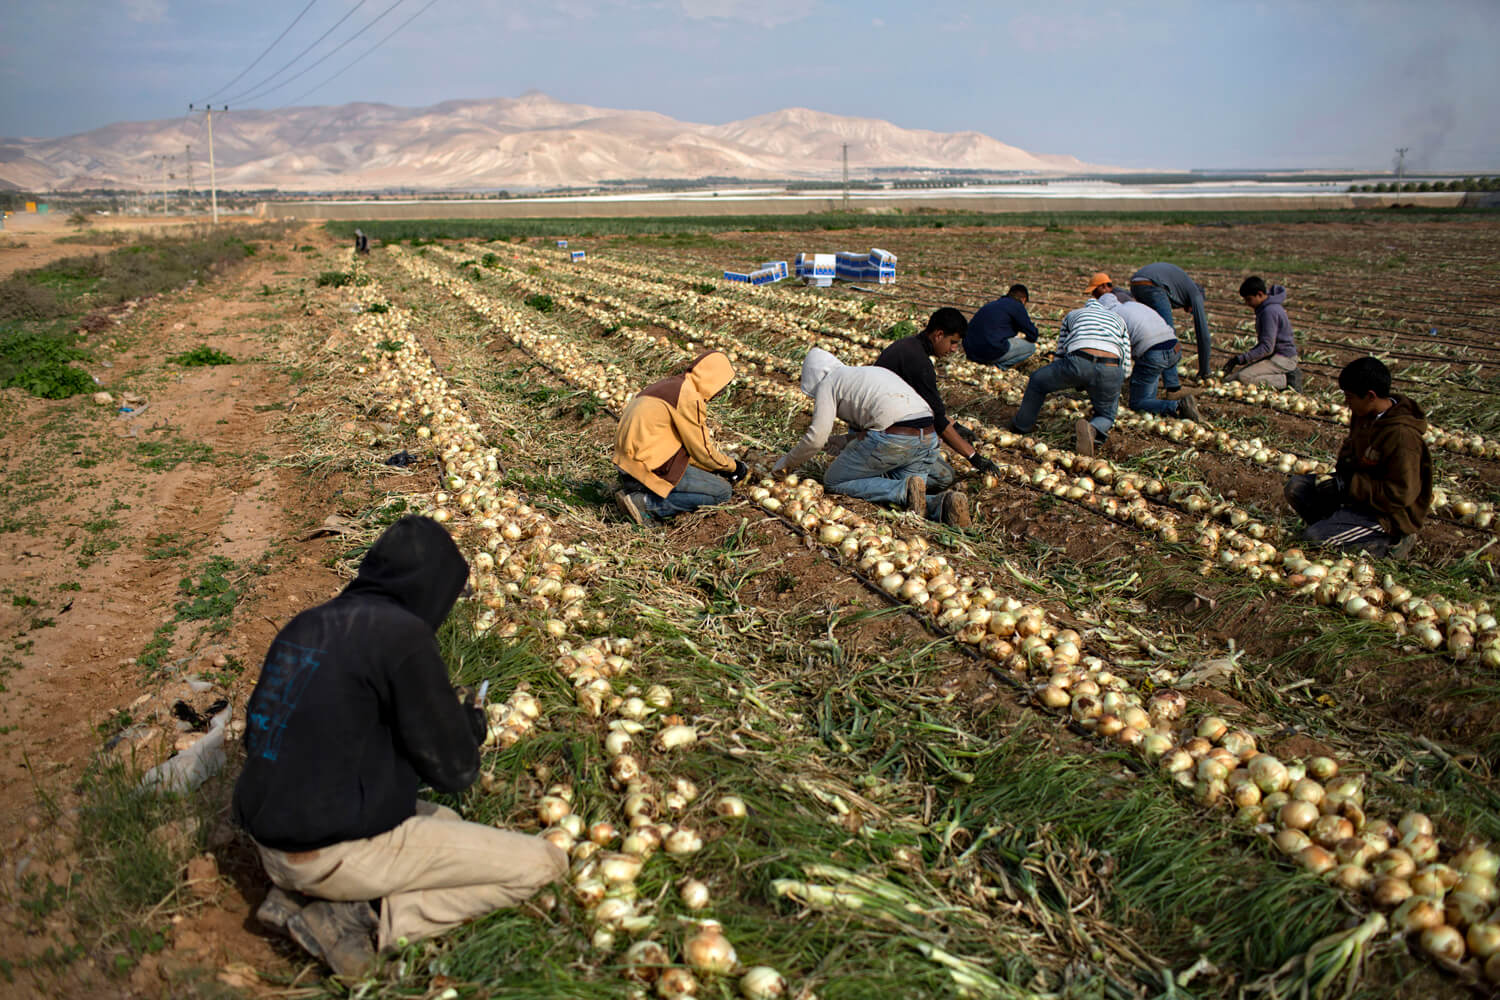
[1389,534,1417,559]
[1178,395,1203,423]
[941,491,971,528]
[256,886,304,934]
[904,476,927,517]
[1074,419,1095,458]
[286,901,376,979]
[614,490,648,527]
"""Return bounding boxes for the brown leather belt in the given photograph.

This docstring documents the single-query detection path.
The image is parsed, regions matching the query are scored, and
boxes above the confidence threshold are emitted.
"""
[1069,350,1121,366]
[884,424,936,436]
[1130,279,1155,287]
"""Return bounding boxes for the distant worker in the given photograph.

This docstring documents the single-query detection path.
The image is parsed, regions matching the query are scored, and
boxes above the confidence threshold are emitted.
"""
[1098,288,1202,421]
[1283,357,1430,557]
[875,307,999,477]
[1223,276,1303,390]
[774,347,972,526]
[1128,262,1212,379]
[1009,272,1131,458]
[613,351,748,526]
[354,229,370,255]
[963,284,1040,371]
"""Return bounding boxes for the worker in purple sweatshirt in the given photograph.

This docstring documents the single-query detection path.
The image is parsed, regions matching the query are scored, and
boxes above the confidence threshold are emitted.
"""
[1224,276,1303,391]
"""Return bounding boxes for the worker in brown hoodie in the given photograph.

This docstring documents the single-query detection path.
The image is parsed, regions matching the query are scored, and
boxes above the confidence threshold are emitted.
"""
[1283,357,1431,558]
[613,351,747,525]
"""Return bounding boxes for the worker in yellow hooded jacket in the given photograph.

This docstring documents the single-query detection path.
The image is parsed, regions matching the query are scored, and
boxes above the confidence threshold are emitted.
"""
[613,351,748,525]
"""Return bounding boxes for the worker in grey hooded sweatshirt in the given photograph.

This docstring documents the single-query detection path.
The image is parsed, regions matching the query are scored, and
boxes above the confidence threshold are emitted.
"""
[773,348,972,526]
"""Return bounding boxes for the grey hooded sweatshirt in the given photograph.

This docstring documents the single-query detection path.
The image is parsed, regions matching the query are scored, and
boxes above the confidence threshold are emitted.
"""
[1234,285,1297,366]
[772,348,933,473]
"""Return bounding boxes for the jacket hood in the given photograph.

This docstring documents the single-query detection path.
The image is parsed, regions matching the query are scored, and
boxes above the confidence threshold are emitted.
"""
[1096,292,1120,309]
[685,351,735,401]
[799,347,844,396]
[1262,285,1287,308]
[342,515,469,631]
[1380,394,1428,433]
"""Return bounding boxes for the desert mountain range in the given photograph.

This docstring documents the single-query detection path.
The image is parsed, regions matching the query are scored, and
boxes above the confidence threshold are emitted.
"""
[0,92,1111,193]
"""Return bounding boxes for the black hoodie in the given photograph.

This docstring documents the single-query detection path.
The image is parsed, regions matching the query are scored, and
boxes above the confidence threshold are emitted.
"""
[233,516,482,851]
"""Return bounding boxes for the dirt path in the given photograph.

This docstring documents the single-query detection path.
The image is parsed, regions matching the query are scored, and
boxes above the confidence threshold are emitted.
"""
[0,224,398,995]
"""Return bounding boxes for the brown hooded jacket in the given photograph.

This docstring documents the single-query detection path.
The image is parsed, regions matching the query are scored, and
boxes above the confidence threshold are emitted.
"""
[1338,393,1432,537]
[613,352,737,497]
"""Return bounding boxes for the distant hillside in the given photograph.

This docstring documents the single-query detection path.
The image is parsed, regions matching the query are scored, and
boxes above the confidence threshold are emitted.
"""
[0,92,1116,192]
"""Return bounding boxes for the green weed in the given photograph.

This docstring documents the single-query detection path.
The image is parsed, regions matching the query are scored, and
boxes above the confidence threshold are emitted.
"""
[168,345,234,367]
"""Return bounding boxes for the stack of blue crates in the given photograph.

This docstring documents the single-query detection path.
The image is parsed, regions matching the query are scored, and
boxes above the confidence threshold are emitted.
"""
[570,250,586,262]
[556,240,569,248]
[723,260,788,285]
[792,249,895,285]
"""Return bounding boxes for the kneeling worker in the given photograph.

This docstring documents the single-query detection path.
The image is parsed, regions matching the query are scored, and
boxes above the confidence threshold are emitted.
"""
[1009,272,1132,458]
[235,516,568,977]
[773,347,971,526]
[613,351,748,525]
[1283,357,1431,557]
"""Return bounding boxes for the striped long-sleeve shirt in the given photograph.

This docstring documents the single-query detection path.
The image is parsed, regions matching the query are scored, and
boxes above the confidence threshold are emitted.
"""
[1055,299,1133,378]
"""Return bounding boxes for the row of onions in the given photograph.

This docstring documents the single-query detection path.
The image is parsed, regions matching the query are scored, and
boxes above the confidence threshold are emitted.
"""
[548,242,1500,465]
[385,243,1500,987]
[428,244,1497,667]
[491,242,1498,534]
[348,257,792,998]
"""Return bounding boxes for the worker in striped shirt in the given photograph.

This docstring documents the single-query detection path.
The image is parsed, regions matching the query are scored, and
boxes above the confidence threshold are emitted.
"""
[1008,272,1132,458]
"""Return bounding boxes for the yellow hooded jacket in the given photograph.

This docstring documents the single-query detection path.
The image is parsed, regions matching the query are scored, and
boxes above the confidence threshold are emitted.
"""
[613,352,737,497]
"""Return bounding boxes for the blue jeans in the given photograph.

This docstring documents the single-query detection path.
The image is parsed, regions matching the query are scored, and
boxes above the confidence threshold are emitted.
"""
[1132,283,1175,330]
[622,465,731,520]
[1129,343,1183,415]
[1011,355,1125,440]
[824,431,953,519]
[1284,474,1394,555]
[979,337,1037,371]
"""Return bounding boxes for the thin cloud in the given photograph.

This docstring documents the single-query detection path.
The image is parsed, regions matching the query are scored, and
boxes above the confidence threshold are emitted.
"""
[124,0,168,23]
[675,0,812,28]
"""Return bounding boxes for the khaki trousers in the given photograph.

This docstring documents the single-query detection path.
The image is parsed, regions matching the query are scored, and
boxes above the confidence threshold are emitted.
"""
[1231,354,1297,388]
[256,801,568,949]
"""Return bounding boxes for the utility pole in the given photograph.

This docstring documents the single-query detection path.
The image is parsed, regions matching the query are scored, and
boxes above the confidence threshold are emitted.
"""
[159,154,169,214]
[189,104,226,224]
[1395,146,1409,194]
[185,144,194,196]
[841,143,850,212]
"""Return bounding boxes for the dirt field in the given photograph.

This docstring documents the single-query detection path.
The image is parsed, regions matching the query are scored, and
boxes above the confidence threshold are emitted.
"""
[0,214,1496,998]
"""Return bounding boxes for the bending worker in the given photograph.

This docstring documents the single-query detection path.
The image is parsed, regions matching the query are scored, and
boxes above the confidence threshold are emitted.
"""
[875,307,999,477]
[613,351,748,525]
[774,347,972,527]
[235,516,568,977]
[1128,262,1212,380]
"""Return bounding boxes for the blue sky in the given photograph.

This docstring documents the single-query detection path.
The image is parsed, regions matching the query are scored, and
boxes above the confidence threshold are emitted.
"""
[2,0,1497,171]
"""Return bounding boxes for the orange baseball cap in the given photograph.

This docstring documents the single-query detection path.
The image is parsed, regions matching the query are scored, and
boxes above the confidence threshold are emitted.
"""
[1084,272,1113,294]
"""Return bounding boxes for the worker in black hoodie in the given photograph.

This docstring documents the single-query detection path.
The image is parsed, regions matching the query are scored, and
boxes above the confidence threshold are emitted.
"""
[233,515,567,977]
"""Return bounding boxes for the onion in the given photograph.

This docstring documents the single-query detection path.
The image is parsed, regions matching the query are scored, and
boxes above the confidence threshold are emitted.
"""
[1196,716,1229,743]
[1374,848,1416,879]
[657,967,699,998]
[537,795,571,825]
[1445,891,1491,928]
[1391,896,1445,932]
[665,828,704,856]
[1458,874,1499,904]
[599,852,644,884]
[1332,864,1371,891]
[656,725,699,751]
[1299,844,1336,876]
[1290,778,1325,806]
[1371,876,1413,909]
[1221,730,1257,760]
[624,939,671,983]
[1306,756,1339,781]
[680,878,710,910]
[1274,828,1311,855]
[683,920,738,975]
[1419,924,1466,963]
[1456,846,1500,882]
[716,795,748,819]
[1397,812,1434,840]
[1247,755,1289,794]
[1468,921,1500,960]
[1278,800,1320,831]
[739,966,788,999]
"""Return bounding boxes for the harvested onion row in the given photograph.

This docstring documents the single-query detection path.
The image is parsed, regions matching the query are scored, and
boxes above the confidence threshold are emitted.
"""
[751,471,1500,983]
[359,257,785,997]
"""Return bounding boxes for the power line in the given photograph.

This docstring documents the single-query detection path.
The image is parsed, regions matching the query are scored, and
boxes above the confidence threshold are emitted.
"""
[231,0,405,107]
[200,0,319,102]
[282,0,438,111]
[222,0,369,106]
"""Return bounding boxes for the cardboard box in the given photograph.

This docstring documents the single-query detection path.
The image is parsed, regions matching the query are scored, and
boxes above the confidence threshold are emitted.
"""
[556,240,568,248]
[723,271,750,283]
[570,250,586,262]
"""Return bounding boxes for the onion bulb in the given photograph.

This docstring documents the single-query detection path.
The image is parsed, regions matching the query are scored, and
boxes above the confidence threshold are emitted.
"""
[683,920,738,975]
[715,795,748,819]
[1391,895,1445,933]
[623,939,670,983]
[1467,921,1500,960]
[739,966,788,999]
[680,878,711,910]
[1278,800,1320,831]
[1371,876,1413,909]
[1419,924,1466,963]
[657,967,699,998]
